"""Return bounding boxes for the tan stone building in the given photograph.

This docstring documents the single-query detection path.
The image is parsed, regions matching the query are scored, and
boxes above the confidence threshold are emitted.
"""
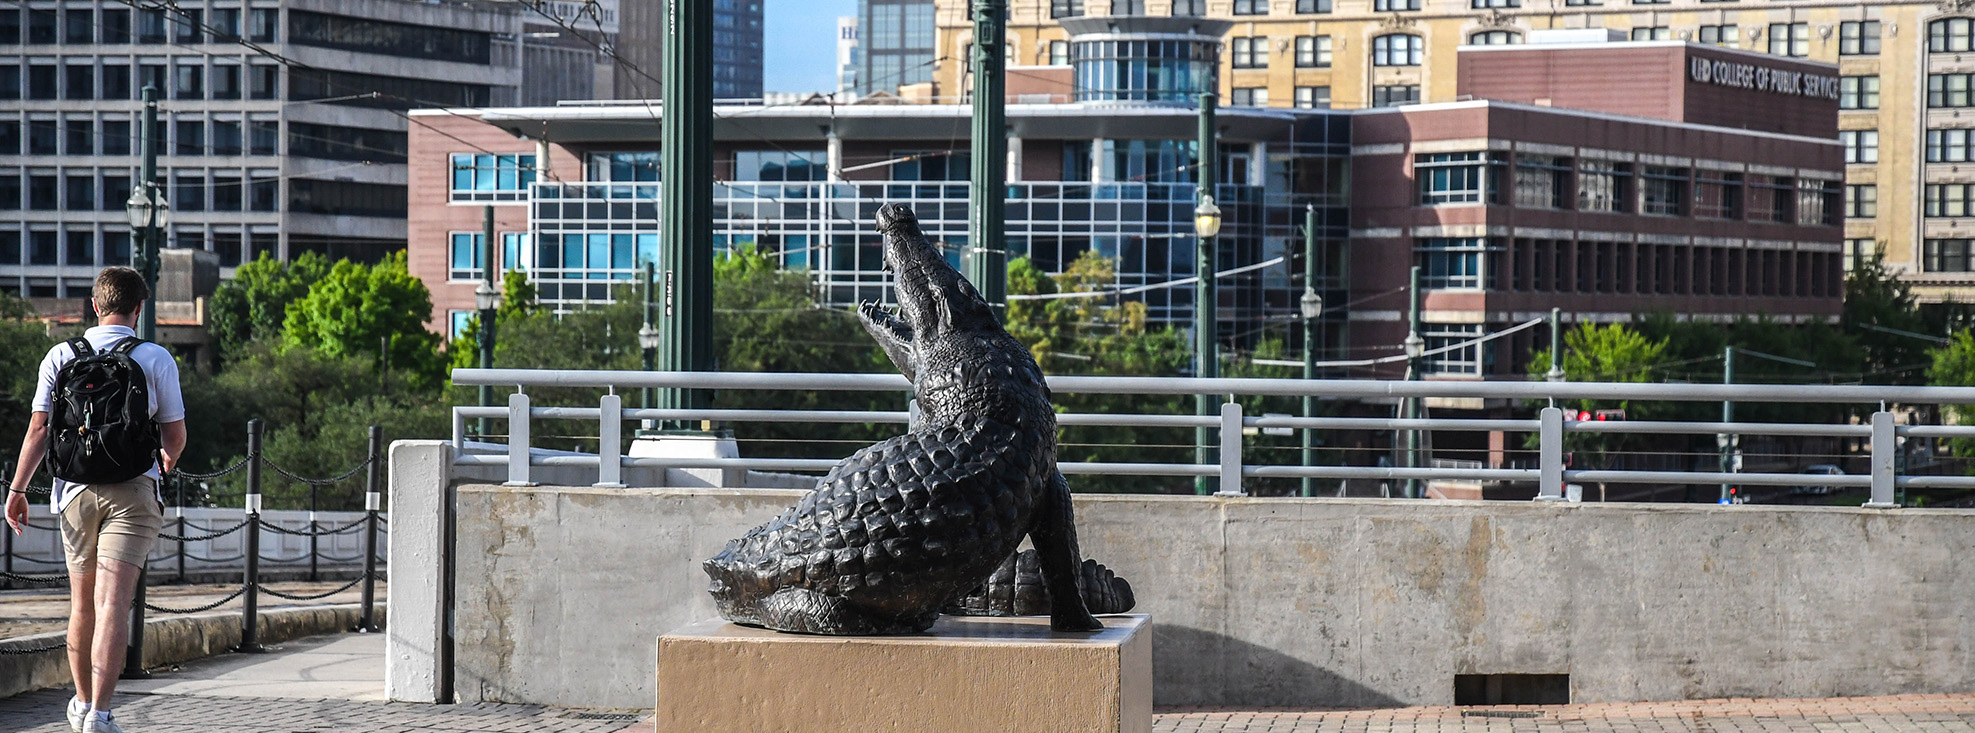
[920,0,1970,302]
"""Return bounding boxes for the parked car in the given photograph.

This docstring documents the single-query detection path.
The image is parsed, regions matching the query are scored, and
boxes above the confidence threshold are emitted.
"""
[1793,464,1844,495]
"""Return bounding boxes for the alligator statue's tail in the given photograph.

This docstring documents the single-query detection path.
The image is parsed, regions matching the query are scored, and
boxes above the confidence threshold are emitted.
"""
[944,549,1136,617]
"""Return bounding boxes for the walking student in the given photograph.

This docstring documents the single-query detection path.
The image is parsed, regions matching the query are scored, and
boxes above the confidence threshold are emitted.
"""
[5,266,187,733]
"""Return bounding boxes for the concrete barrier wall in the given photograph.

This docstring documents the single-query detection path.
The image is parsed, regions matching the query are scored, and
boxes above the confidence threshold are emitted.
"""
[444,484,1975,710]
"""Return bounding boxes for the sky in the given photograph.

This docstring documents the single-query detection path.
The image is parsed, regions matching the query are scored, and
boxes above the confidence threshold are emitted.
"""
[762,0,858,94]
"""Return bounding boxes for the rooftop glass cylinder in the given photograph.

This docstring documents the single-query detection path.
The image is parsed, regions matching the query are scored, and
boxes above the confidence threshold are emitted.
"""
[1064,17,1233,104]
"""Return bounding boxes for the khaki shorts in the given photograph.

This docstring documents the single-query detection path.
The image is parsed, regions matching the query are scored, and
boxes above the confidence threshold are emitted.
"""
[60,476,163,575]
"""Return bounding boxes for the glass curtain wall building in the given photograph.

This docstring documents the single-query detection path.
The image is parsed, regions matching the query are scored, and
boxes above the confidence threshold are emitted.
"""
[856,0,935,96]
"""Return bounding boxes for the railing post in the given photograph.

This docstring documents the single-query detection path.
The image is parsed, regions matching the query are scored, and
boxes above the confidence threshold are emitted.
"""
[358,425,383,633]
[1865,411,1899,508]
[451,408,465,454]
[1536,406,1565,501]
[506,391,534,486]
[1217,400,1244,497]
[123,566,148,678]
[596,393,625,488]
[238,418,266,653]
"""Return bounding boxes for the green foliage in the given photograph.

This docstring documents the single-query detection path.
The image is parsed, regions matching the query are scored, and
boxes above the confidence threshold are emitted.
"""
[1843,250,1933,385]
[0,293,52,463]
[282,252,446,388]
[1008,254,1198,493]
[1929,331,1975,463]
[1523,322,1669,465]
[208,252,330,357]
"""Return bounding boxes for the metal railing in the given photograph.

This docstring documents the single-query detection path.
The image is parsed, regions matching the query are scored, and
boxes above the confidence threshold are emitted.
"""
[447,369,1975,507]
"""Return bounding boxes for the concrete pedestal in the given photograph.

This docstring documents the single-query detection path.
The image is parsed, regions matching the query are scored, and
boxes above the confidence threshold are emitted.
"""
[655,614,1151,733]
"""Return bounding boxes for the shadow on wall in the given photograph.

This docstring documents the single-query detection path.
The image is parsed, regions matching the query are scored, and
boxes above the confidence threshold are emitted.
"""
[1153,624,1401,709]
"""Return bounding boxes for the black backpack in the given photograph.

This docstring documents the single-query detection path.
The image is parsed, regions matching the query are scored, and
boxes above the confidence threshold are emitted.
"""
[45,337,161,485]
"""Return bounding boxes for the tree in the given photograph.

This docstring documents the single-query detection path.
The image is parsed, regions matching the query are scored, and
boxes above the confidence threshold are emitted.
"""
[1523,322,1669,467]
[0,293,52,464]
[283,252,446,387]
[1929,330,1975,464]
[208,251,331,356]
[1844,250,1934,385]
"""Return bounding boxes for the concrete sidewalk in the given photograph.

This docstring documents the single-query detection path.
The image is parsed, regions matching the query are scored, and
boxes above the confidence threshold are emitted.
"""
[4,632,1974,732]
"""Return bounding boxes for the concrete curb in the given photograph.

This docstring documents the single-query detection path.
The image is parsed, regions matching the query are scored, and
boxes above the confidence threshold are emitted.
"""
[0,602,386,700]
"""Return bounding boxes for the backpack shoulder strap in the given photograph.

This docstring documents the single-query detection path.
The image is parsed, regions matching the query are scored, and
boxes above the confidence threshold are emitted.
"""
[110,337,147,356]
[64,337,92,359]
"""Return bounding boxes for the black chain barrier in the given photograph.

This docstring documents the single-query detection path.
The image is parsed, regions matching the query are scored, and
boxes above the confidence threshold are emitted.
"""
[169,456,253,481]
[181,552,246,564]
[258,516,369,537]
[143,587,247,615]
[1,571,67,584]
[0,642,67,655]
[157,520,252,544]
[257,550,319,564]
[255,574,366,602]
[265,457,373,487]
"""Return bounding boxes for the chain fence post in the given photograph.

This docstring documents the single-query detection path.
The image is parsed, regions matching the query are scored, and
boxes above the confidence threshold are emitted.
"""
[122,566,149,678]
[358,425,382,633]
[307,481,319,583]
[238,418,266,653]
[173,477,185,584]
[1216,400,1244,497]
[1536,407,1566,501]
[1865,411,1899,509]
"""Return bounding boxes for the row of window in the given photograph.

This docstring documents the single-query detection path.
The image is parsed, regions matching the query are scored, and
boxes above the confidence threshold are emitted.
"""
[0,60,279,102]
[0,167,280,213]
[1414,152,1841,225]
[1,6,278,46]
[1419,236,1844,302]
[0,229,132,270]
[0,115,294,158]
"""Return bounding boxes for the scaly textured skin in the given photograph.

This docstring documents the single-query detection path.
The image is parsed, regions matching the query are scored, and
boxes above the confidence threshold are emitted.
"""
[704,203,1103,635]
[943,550,1136,618]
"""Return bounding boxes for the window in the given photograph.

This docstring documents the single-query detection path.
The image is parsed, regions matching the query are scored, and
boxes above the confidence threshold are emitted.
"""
[1749,175,1793,222]
[64,8,91,44]
[1693,170,1742,219]
[289,122,407,162]
[1925,239,1974,272]
[102,64,130,100]
[1472,0,1517,7]
[1841,129,1877,164]
[1919,183,1967,218]
[249,8,277,42]
[1232,0,1267,14]
[1231,37,1266,69]
[102,175,129,212]
[0,121,15,154]
[1928,74,1975,108]
[250,65,278,99]
[64,64,93,100]
[0,65,15,100]
[28,64,55,100]
[211,175,241,210]
[1373,35,1422,66]
[0,174,14,210]
[29,231,57,264]
[175,119,203,155]
[1513,155,1568,209]
[212,120,242,155]
[65,174,94,210]
[174,63,202,99]
[212,65,240,100]
[1931,18,1973,53]
[210,7,239,40]
[27,9,54,43]
[734,150,826,181]
[1797,179,1839,226]
[64,119,91,155]
[1927,129,1975,162]
[1846,184,1877,219]
[450,232,486,280]
[1841,21,1880,55]
[172,8,202,43]
[1630,27,1669,41]
[29,175,57,209]
[502,232,529,272]
[1417,238,1486,289]
[1424,323,1485,375]
[137,9,166,43]
[1468,30,1518,45]
[1295,0,1330,12]
[250,176,278,211]
[1231,87,1268,106]
[102,120,130,155]
[66,231,93,266]
[1698,25,1738,47]
[288,178,405,218]
[1768,23,1808,57]
[250,120,279,155]
[28,122,55,154]
[1293,86,1329,109]
[1417,152,1500,205]
[1170,0,1203,13]
[1839,76,1879,110]
[1049,41,1068,65]
[1050,0,1081,18]
[1577,160,1630,213]
[1294,36,1331,67]
[1111,0,1145,15]
[1373,84,1419,107]
[1631,0,1667,4]
[174,173,204,212]
[1563,0,1600,5]
[100,8,129,43]
[1640,166,1687,216]
[1374,0,1419,11]
[450,153,537,201]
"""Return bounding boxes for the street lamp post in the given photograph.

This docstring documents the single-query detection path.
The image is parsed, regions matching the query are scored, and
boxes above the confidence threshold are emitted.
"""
[966,0,1008,318]
[475,207,500,438]
[660,0,716,429]
[123,84,166,342]
[640,261,659,417]
[1401,265,1424,499]
[1299,204,1323,498]
[1194,92,1220,496]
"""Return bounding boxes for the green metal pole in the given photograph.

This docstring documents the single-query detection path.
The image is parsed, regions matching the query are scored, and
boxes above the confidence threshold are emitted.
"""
[1546,307,1564,383]
[966,0,1007,319]
[661,0,716,429]
[137,84,159,342]
[1403,265,1423,499]
[1720,346,1735,503]
[478,206,496,438]
[1194,92,1219,496]
[1301,204,1318,498]
[642,260,657,412]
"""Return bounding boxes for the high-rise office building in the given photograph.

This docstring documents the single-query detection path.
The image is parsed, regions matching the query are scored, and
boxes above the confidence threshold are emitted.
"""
[838,16,861,94]
[613,0,762,100]
[0,0,524,304]
[857,0,935,95]
[922,0,1963,303]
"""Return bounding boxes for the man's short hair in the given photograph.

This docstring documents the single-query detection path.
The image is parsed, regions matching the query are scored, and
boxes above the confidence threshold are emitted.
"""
[94,267,148,316]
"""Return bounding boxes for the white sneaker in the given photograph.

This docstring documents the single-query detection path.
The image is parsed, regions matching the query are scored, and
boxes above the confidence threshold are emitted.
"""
[66,697,88,732]
[81,710,125,733]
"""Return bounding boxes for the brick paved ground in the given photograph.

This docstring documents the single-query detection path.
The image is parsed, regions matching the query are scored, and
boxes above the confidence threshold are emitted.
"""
[7,688,1975,732]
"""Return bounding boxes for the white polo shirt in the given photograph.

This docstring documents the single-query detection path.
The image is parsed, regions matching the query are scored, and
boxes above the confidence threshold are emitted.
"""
[30,325,186,512]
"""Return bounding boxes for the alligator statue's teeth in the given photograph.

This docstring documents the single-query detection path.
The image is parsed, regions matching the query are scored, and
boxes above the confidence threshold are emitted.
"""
[701,203,1124,635]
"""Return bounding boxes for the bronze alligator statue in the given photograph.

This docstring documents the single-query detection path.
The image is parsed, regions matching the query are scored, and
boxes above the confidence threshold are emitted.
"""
[704,203,1108,635]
